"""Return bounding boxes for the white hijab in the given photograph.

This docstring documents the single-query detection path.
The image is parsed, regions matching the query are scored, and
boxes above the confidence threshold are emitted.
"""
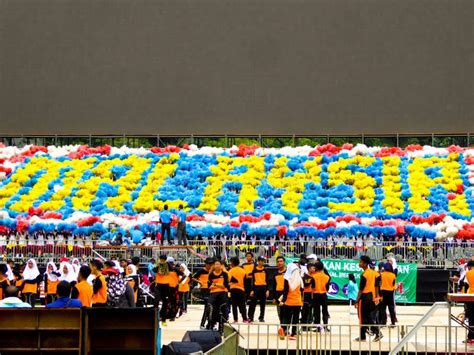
[6,264,14,282]
[71,258,81,274]
[23,259,40,280]
[127,264,137,276]
[59,263,77,283]
[284,262,303,291]
[180,264,191,283]
[46,262,59,282]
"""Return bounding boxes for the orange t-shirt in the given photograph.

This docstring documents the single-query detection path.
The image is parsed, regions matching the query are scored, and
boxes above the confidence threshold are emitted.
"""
[76,280,93,307]
[285,285,303,306]
[92,274,107,304]
[380,272,397,291]
[178,276,190,293]
[313,272,330,294]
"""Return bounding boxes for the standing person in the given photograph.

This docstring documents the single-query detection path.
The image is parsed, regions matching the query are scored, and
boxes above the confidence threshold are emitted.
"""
[301,264,315,326]
[347,274,359,305]
[167,257,183,321]
[354,255,383,342]
[46,281,82,308]
[462,260,474,344]
[71,266,93,307]
[44,262,60,304]
[228,257,249,323]
[125,265,139,304]
[153,255,171,325]
[22,258,41,307]
[242,252,255,300]
[192,257,214,329]
[176,204,187,245]
[312,261,330,331]
[379,263,397,327]
[178,263,191,317]
[90,259,107,307]
[160,205,172,245]
[278,263,303,340]
[248,256,269,322]
[207,260,230,332]
[0,264,10,300]
[272,256,287,323]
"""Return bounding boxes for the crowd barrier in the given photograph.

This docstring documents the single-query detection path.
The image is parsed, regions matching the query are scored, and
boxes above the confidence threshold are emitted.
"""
[0,307,158,355]
[1,239,472,269]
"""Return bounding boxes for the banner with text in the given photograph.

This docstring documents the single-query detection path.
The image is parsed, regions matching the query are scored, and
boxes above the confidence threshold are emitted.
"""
[285,258,417,303]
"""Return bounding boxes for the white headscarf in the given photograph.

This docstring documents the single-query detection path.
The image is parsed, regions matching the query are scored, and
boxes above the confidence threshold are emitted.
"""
[284,262,303,291]
[6,264,14,282]
[71,258,81,274]
[46,262,59,282]
[127,264,137,276]
[180,264,191,283]
[59,263,77,283]
[23,259,40,280]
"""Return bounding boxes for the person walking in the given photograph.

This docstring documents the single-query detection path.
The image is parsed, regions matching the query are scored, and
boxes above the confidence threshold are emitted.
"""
[228,257,249,323]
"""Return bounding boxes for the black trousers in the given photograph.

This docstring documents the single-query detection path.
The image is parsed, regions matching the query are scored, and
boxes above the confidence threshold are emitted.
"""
[313,293,329,325]
[161,223,171,243]
[178,291,189,313]
[380,290,397,325]
[230,289,248,321]
[176,222,187,245]
[199,288,211,328]
[359,293,380,339]
[248,286,266,321]
[208,292,228,330]
[466,302,474,340]
[282,306,301,336]
[301,293,313,324]
[244,278,252,299]
[274,291,284,323]
[155,283,170,321]
[169,286,178,319]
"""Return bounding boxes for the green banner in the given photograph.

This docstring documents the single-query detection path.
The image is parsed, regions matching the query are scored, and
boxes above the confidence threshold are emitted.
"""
[285,258,417,303]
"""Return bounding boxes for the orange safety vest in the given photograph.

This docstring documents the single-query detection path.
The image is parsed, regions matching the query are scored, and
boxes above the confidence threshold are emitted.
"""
[209,271,227,294]
[275,269,286,292]
[313,272,330,294]
[380,272,397,291]
[285,285,303,307]
[253,266,267,286]
[228,267,246,292]
[178,276,190,293]
[361,268,378,299]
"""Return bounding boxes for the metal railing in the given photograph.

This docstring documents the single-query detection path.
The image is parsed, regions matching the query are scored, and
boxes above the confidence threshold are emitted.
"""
[232,322,472,354]
[204,325,241,355]
[2,239,473,268]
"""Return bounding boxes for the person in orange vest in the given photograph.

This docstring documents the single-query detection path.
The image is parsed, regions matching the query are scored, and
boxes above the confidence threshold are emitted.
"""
[192,257,214,329]
[354,255,382,342]
[379,262,397,327]
[228,257,249,323]
[301,263,315,326]
[44,262,60,305]
[166,257,184,321]
[90,259,107,307]
[177,263,191,317]
[312,261,331,331]
[462,260,474,344]
[0,264,10,300]
[71,266,93,307]
[242,252,255,300]
[278,262,303,340]
[248,256,269,322]
[207,259,230,332]
[22,258,41,307]
[272,256,287,323]
[153,255,171,325]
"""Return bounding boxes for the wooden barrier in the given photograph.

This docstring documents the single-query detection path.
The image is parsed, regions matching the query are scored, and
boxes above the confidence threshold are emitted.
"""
[0,308,158,355]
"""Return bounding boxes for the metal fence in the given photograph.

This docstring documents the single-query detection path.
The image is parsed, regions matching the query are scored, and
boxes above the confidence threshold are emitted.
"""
[2,240,473,269]
[231,323,472,355]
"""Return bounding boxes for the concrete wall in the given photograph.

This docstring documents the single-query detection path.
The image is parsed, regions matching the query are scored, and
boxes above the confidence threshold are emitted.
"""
[1,0,473,135]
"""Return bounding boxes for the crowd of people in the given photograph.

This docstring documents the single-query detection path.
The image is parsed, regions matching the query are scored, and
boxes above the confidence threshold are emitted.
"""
[0,250,472,345]
[0,256,141,309]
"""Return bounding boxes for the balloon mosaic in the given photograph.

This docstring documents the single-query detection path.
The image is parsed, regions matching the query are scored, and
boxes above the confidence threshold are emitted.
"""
[0,143,473,241]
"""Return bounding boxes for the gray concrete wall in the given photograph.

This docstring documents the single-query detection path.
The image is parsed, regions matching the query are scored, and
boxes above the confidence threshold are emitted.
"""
[0,0,473,135]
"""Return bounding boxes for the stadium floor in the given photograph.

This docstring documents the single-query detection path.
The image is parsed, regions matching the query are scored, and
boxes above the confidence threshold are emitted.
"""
[161,304,472,352]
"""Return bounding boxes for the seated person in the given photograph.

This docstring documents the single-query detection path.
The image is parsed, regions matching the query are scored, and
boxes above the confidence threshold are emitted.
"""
[46,281,82,308]
[0,286,31,308]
